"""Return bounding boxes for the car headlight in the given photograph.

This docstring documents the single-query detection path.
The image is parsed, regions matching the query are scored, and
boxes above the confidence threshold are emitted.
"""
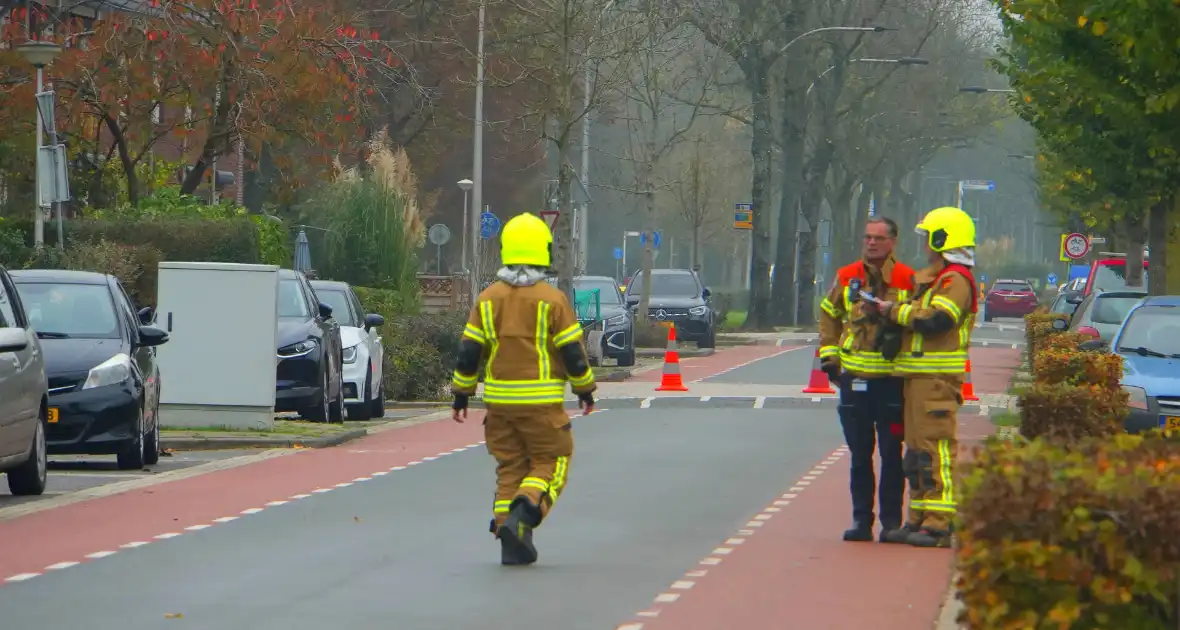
[1123,385,1148,410]
[342,344,358,364]
[605,314,627,326]
[83,353,132,390]
[278,339,318,358]
[689,306,708,316]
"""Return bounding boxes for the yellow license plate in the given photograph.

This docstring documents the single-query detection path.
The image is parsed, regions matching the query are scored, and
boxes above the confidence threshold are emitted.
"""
[47,408,59,423]
[1163,416,1180,431]
[1005,296,1020,301]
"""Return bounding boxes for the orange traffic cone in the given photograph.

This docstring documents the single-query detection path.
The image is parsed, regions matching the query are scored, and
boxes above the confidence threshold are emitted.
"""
[655,324,689,392]
[802,348,837,394]
[961,359,979,402]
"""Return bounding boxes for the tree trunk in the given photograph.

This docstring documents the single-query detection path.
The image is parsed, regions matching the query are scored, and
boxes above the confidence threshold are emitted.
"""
[1146,198,1170,296]
[1125,214,1146,289]
[180,78,234,195]
[795,134,838,327]
[636,125,658,319]
[769,83,807,327]
[831,181,857,263]
[103,115,139,207]
[740,65,774,331]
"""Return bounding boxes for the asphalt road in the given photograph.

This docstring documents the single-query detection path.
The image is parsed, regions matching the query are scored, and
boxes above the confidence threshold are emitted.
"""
[702,346,814,386]
[973,318,1027,344]
[0,406,843,629]
[0,450,254,510]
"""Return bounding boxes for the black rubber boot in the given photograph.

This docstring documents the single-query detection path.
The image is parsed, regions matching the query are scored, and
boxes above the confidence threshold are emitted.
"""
[498,497,542,565]
[842,522,873,542]
[905,527,952,548]
[881,523,920,544]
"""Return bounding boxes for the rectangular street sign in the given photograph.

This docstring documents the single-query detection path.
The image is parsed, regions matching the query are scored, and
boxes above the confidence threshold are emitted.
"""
[734,203,753,229]
[961,180,996,192]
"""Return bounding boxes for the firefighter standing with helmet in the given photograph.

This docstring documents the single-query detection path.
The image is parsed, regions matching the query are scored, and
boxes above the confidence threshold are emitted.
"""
[819,216,916,543]
[450,212,597,566]
[868,206,978,548]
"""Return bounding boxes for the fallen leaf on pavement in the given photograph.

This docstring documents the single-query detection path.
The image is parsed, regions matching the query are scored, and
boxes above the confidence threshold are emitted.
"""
[164,613,183,619]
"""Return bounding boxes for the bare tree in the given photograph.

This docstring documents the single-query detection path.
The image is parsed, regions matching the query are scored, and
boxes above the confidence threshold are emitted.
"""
[660,129,744,270]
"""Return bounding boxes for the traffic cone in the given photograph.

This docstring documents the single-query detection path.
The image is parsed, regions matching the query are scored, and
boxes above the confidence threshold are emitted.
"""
[961,359,979,402]
[802,348,836,394]
[655,324,689,392]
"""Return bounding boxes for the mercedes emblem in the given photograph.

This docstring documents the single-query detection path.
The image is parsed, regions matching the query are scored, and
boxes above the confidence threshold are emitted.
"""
[655,309,668,321]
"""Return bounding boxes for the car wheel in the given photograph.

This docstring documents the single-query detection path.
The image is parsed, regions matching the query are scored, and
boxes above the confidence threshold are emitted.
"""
[143,400,161,466]
[117,406,147,470]
[328,366,345,425]
[348,366,374,421]
[617,337,636,367]
[370,379,385,419]
[302,370,330,423]
[697,328,716,349]
[8,410,48,496]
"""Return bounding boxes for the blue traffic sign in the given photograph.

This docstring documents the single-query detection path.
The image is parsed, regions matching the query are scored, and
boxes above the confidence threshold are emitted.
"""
[479,212,500,239]
[1047,272,1058,285]
[612,247,623,260]
[980,273,988,284]
[823,251,830,267]
[639,231,662,248]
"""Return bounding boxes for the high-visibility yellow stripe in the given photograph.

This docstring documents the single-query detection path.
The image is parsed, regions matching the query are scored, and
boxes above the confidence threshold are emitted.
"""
[520,478,549,492]
[493,499,512,515]
[931,295,962,323]
[481,301,499,381]
[451,371,478,389]
[549,455,569,504]
[463,323,487,345]
[818,345,840,360]
[553,322,583,347]
[536,301,552,381]
[896,303,914,326]
[483,379,565,405]
[568,369,594,388]
[821,298,842,319]
[897,289,910,301]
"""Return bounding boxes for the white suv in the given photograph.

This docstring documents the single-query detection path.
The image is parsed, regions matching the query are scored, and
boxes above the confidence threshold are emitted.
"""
[309,281,385,420]
[0,264,49,496]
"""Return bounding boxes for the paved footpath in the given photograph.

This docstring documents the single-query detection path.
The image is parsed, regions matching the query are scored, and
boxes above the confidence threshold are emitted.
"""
[0,337,1021,629]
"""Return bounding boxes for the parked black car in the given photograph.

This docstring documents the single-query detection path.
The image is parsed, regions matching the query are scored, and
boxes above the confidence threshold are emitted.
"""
[625,269,716,348]
[10,270,169,470]
[574,275,635,367]
[275,269,345,423]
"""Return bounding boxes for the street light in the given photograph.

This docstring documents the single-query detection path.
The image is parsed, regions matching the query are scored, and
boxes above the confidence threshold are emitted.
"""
[457,178,473,274]
[469,0,487,307]
[807,57,928,94]
[778,25,891,54]
[16,40,63,250]
[959,86,1017,94]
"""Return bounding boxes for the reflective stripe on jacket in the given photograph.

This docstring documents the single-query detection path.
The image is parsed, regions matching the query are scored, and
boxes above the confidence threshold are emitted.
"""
[452,281,595,404]
[890,263,976,375]
[818,255,916,377]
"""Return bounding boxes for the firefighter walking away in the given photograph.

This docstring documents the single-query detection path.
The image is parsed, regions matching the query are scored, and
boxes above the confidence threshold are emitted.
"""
[450,212,597,565]
[867,206,977,548]
[818,217,915,543]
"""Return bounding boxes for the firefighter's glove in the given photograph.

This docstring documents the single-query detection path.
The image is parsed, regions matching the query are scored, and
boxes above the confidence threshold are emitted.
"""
[878,325,904,362]
[577,391,595,415]
[820,358,841,384]
[452,393,469,423]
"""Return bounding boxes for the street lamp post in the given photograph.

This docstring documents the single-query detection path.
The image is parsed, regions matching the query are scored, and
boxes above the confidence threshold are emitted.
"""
[959,86,1017,94]
[469,0,487,307]
[16,40,62,249]
[806,57,929,95]
[457,178,473,274]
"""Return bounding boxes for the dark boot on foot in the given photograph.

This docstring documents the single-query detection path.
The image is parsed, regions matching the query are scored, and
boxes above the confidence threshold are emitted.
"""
[881,523,920,544]
[842,522,874,542]
[906,527,952,548]
[498,497,542,565]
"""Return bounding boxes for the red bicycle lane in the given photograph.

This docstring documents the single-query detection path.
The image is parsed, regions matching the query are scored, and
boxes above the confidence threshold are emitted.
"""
[630,344,808,383]
[614,346,1020,630]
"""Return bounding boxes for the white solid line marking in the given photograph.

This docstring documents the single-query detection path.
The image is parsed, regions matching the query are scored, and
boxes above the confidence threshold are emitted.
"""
[640,397,653,409]
[712,547,733,555]
[700,395,711,402]
[391,466,407,471]
[5,573,39,582]
[45,561,79,570]
[753,396,766,409]
[700,557,722,565]
[654,593,681,603]
[725,538,745,545]
[213,516,239,523]
[671,580,695,589]
[371,471,388,476]
[290,494,312,499]
[155,533,181,539]
[86,551,116,559]
[353,477,372,482]
[185,524,211,531]
[241,507,264,514]
[335,482,353,488]
[686,569,708,577]
[121,541,149,549]
[265,501,288,507]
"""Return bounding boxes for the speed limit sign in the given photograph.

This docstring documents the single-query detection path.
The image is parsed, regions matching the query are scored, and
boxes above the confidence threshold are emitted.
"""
[1063,232,1091,260]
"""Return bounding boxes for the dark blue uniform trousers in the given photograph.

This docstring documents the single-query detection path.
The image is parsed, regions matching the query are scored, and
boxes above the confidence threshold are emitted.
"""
[837,372,905,529]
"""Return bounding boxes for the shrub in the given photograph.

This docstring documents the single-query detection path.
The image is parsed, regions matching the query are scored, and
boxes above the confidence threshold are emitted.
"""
[1025,312,1069,354]
[1033,346,1124,389]
[634,320,671,348]
[380,311,465,401]
[956,434,1180,629]
[1018,381,1129,442]
[352,285,419,318]
[22,239,163,307]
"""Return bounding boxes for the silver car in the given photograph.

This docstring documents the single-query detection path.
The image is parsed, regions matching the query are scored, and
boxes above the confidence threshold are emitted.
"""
[1065,290,1147,342]
[0,264,49,496]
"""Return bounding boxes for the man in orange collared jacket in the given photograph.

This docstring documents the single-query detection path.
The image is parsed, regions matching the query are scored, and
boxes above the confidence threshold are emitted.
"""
[818,216,916,543]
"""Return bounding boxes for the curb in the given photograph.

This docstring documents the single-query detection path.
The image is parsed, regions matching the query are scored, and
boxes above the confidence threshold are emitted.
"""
[933,576,963,629]
[160,428,369,451]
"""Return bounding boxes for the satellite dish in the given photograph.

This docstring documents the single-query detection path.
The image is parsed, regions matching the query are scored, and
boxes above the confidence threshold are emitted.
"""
[428,224,451,246]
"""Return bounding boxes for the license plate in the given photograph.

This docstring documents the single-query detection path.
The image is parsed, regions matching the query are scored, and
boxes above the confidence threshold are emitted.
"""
[47,408,59,423]
[1162,416,1180,431]
[1005,296,1019,301]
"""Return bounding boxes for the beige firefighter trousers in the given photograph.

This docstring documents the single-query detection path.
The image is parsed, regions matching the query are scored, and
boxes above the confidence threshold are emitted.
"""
[902,376,962,533]
[484,403,574,529]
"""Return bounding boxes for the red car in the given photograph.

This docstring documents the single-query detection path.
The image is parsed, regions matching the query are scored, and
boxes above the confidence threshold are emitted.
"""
[1084,254,1150,295]
[983,279,1039,321]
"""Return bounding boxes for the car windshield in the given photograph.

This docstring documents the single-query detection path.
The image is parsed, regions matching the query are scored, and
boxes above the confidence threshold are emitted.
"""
[1051,297,1075,314]
[15,282,120,339]
[1116,306,1180,357]
[574,280,622,305]
[629,273,699,297]
[1092,263,1149,293]
[279,279,311,318]
[992,282,1031,292]
[317,289,358,326]
[1090,295,1145,325]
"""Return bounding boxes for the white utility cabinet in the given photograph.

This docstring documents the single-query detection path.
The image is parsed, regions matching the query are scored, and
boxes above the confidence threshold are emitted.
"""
[155,262,280,430]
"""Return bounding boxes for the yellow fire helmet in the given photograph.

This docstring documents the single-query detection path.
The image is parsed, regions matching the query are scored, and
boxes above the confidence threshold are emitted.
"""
[915,206,976,252]
[500,212,553,268]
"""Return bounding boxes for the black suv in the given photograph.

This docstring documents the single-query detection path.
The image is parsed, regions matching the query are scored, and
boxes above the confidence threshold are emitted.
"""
[625,269,716,348]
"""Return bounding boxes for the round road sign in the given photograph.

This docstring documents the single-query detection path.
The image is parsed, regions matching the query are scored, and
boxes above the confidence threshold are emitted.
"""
[427,223,451,246]
[1063,232,1090,259]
